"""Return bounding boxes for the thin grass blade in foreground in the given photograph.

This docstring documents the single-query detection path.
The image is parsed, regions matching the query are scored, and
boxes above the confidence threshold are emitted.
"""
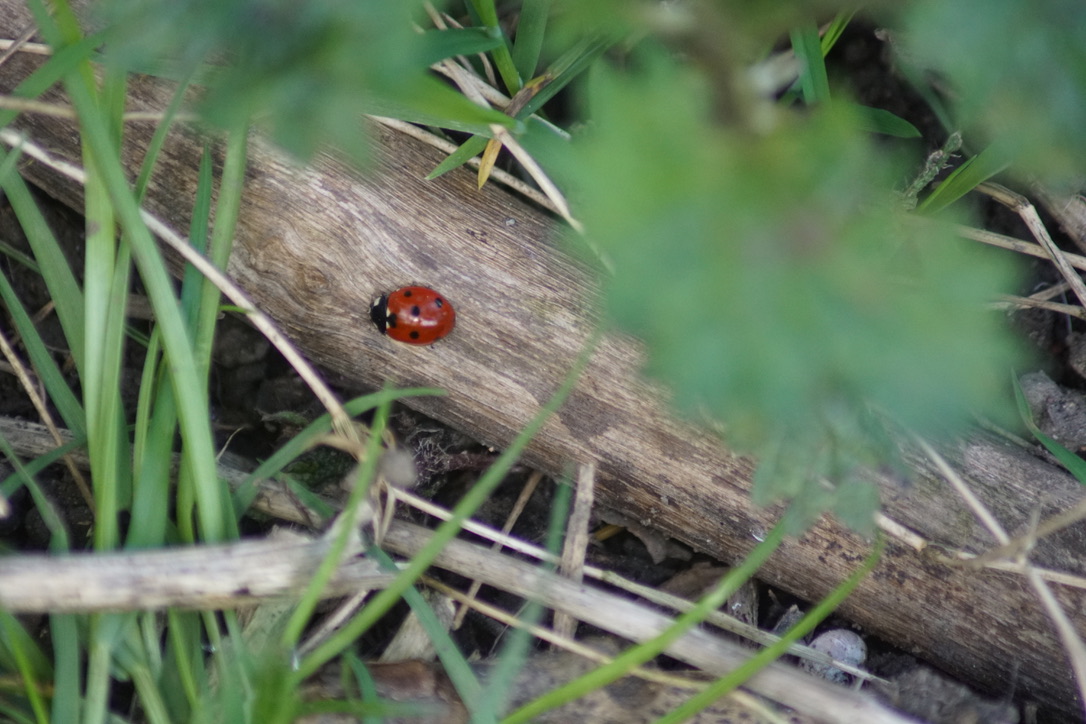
[500,518,787,724]
[654,535,883,723]
[27,0,229,542]
[293,330,600,683]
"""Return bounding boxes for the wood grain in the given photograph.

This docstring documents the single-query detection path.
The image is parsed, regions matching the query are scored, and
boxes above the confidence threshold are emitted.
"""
[2,6,1085,718]
[0,528,391,612]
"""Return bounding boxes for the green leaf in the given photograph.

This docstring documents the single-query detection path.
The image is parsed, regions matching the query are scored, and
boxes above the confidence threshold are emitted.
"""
[99,0,462,162]
[654,533,882,724]
[853,105,921,138]
[821,10,856,54]
[512,0,552,80]
[917,141,1014,214]
[567,50,1024,527]
[503,518,788,724]
[1013,376,1086,484]
[427,135,490,180]
[791,22,830,104]
[467,0,522,93]
[363,76,515,136]
[420,27,504,65]
[427,35,611,179]
[900,0,1086,182]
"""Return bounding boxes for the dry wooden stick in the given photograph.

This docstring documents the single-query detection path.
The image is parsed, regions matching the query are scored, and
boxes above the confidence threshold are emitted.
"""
[0,414,331,526]
[383,520,913,724]
[1033,182,1086,255]
[0,324,93,508]
[917,437,1086,720]
[980,182,1086,309]
[950,221,1086,271]
[450,469,544,629]
[0,528,388,612]
[992,293,1086,320]
[553,462,595,639]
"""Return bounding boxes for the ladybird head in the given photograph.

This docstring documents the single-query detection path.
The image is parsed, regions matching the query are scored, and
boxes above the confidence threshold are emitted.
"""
[369,293,389,334]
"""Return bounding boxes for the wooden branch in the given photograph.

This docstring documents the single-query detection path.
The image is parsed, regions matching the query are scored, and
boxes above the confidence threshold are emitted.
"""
[2,7,1085,718]
[0,415,330,526]
[0,528,391,612]
[380,520,913,724]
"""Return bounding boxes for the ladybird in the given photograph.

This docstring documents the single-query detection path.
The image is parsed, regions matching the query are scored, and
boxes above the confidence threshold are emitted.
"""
[370,285,456,345]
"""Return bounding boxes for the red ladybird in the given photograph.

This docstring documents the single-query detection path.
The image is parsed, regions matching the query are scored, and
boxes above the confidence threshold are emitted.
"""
[370,285,455,345]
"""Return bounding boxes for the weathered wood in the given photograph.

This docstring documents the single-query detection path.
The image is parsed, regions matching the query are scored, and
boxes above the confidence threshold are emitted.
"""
[0,529,393,612]
[2,6,1085,718]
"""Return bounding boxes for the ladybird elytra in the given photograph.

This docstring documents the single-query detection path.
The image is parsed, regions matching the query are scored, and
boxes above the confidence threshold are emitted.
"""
[370,285,455,345]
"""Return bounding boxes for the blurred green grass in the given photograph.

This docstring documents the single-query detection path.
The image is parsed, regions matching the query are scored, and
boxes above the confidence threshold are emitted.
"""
[560,50,1025,528]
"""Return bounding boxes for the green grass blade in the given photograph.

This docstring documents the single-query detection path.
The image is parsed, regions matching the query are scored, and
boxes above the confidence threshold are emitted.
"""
[427,35,610,180]
[0,140,23,181]
[0,704,35,724]
[29,0,228,542]
[421,27,504,65]
[511,0,551,81]
[164,610,203,714]
[128,355,176,549]
[67,75,227,543]
[344,653,383,724]
[363,76,514,135]
[49,614,81,724]
[1014,376,1086,484]
[0,241,38,275]
[129,143,217,548]
[853,105,921,138]
[81,67,135,551]
[0,613,49,724]
[468,0,522,93]
[141,128,241,542]
[0,168,86,379]
[513,35,612,122]
[0,266,85,434]
[110,625,171,724]
[427,135,490,180]
[369,547,485,716]
[0,611,52,680]
[0,432,70,550]
[0,434,85,502]
[820,11,856,55]
[501,516,787,724]
[653,533,883,723]
[81,617,114,724]
[476,479,570,721]
[179,144,215,321]
[279,400,390,650]
[295,331,600,681]
[232,387,443,515]
[127,661,171,724]
[194,125,248,381]
[917,142,1013,214]
[0,28,110,130]
[791,22,831,104]
[778,14,852,107]
[132,71,198,201]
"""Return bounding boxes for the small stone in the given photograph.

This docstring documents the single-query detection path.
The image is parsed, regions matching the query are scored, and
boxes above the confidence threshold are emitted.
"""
[801,629,866,684]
